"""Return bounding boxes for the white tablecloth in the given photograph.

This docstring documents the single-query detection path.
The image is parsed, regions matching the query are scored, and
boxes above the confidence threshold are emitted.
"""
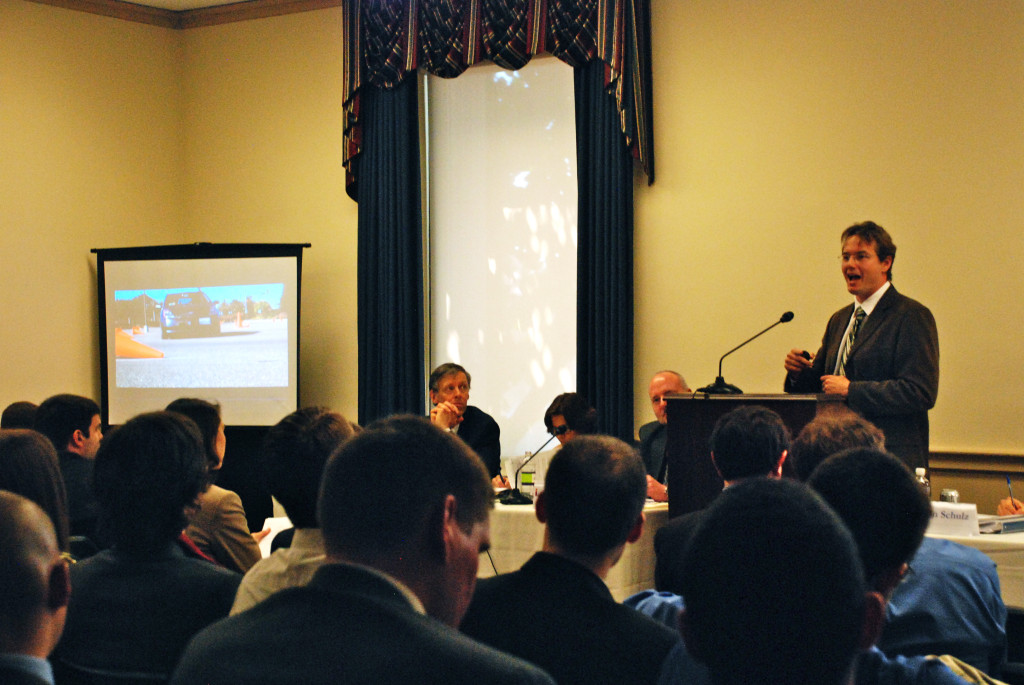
[480,500,670,601]
[928,532,1024,609]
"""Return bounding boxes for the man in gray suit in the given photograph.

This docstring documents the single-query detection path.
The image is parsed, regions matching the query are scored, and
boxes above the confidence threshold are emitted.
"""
[638,370,690,501]
[784,221,939,469]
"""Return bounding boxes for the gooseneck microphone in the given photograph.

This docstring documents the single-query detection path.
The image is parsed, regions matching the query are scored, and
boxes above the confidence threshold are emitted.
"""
[497,434,556,505]
[697,311,795,394]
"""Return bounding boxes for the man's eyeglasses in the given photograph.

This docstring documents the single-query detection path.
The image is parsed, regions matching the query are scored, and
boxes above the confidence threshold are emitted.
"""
[551,424,570,436]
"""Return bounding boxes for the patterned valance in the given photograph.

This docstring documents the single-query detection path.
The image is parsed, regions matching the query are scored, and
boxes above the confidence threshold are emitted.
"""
[342,0,654,199]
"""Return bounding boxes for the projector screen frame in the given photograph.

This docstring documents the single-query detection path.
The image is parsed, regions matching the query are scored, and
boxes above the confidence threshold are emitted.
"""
[92,242,310,428]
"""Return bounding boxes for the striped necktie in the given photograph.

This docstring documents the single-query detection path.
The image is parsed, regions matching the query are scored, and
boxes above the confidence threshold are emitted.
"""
[836,306,866,377]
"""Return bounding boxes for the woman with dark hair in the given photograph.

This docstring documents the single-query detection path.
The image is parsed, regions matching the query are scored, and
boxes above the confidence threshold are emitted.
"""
[52,411,240,681]
[166,397,264,573]
[0,428,70,552]
[543,393,599,445]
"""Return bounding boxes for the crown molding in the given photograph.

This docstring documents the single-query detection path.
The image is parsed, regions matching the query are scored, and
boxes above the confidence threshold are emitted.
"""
[28,0,343,29]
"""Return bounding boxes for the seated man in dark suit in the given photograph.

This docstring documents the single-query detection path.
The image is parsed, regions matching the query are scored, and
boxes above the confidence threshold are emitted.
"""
[33,394,104,543]
[654,405,789,593]
[428,362,502,478]
[793,414,1007,675]
[51,412,241,681]
[0,491,70,685]
[460,435,679,685]
[172,416,554,685]
[810,448,1001,682]
[631,468,972,685]
[637,370,690,502]
[678,478,875,685]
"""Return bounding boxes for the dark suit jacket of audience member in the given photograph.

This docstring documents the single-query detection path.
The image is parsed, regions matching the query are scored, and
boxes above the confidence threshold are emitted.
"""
[638,421,668,482]
[460,552,679,685]
[57,450,101,544]
[785,286,939,470]
[170,563,554,685]
[653,509,709,594]
[456,406,501,478]
[52,544,240,678]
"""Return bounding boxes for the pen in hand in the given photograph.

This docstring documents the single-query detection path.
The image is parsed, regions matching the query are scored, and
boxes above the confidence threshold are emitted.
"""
[1002,475,1024,516]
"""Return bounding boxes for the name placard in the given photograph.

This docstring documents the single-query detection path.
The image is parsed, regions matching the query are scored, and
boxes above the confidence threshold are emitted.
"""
[926,502,979,537]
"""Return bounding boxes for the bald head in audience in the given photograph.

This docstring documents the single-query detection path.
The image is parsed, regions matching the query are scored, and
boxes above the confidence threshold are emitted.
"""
[0,491,70,659]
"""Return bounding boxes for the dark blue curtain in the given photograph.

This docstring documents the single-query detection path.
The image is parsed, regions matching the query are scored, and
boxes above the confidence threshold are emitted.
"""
[356,76,425,426]
[575,59,635,443]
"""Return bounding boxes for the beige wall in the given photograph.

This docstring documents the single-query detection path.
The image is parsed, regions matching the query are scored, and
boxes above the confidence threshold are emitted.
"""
[636,1,1024,455]
[3,0,1023,458]
[0,0,186,403]
[180,10,359,419]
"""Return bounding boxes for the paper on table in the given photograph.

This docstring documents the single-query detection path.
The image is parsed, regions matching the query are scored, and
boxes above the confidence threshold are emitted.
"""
[978,514,1024,534]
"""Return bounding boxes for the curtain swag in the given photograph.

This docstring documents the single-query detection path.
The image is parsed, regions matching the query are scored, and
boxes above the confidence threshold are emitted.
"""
[342,0,654,199]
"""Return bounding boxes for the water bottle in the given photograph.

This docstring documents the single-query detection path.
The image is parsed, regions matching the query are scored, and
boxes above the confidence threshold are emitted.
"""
[519,451,535,499]
[915,467,931,498]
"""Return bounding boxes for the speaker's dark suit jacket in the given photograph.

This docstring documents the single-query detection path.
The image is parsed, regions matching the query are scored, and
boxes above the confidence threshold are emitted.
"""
[171,563,554,685]
[456,405,501,477]
[638,421,668,481]
[785,285,938,470]
[460,552,679,685]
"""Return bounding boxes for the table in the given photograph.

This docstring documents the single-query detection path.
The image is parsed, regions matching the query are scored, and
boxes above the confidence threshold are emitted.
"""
[480,500,670,601]
[928,532,1024,609]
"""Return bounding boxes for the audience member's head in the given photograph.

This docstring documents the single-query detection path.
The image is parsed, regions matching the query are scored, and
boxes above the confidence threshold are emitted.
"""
[0,490,70,657]
[262,407,357,529]
[94,411,208,556]
[543,393,598,444]
[318,415,492,627]
[648,371,689,424]
[538,435,646,559]
[807,447,931,594]
[678,478,867,685]
[0,429,70,552]
[1,401,38,429]
[34,394,102,458]
[166,398,224,473]
[791,412,885,481]
[709,406,790,482]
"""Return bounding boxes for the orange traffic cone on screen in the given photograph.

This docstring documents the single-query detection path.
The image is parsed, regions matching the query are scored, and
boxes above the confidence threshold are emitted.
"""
[114,328,164,359]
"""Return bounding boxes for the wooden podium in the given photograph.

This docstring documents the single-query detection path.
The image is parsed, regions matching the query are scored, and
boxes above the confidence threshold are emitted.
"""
[664,393,850,517]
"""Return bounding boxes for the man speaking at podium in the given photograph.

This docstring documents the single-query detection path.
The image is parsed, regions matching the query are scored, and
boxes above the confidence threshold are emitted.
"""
[783,222,938,471]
